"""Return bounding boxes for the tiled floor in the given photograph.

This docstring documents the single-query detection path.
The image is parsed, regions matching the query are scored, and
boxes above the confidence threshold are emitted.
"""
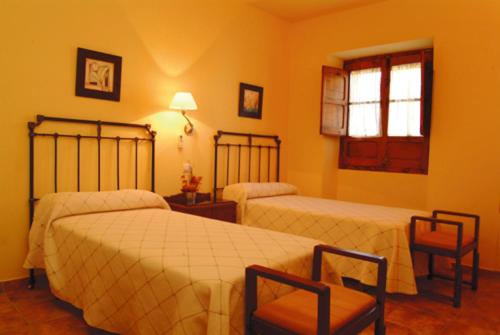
[1,271,499,335]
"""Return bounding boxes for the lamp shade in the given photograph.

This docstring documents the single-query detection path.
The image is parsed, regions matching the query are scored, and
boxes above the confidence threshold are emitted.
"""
[169,92,198,111]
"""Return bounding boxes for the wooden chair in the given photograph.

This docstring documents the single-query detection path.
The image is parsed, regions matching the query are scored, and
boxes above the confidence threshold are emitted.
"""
[410,210,480,307]
[245,245,387,335]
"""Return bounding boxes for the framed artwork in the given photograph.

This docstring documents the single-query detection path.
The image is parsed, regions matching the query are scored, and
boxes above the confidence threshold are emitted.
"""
[75,48,122,101]
[238,83,263,119]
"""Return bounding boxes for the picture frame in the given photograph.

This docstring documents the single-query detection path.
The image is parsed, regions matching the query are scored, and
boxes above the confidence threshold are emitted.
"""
[75,48,122,102]
[238,83,263,119]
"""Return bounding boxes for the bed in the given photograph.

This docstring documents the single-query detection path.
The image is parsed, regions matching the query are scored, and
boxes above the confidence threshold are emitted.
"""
[213,131,429,295]
[24,117,335,335]
[24,190,329,335]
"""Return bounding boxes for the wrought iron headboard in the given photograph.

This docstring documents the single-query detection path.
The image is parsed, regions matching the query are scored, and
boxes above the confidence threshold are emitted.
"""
[28,114,156,225]
[213,131,281,200]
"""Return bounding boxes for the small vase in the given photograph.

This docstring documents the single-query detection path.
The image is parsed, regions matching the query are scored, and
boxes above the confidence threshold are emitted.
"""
[185,192,196,205]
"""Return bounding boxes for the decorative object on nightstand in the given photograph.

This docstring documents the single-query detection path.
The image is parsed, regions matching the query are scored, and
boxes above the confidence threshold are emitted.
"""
[164,193,237,223]
[169,92,198,135]
[180,161,202,205]
[181,175,202,205]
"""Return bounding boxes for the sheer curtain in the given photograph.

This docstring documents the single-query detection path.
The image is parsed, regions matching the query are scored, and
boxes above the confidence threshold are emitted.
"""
[348,68,381,137]
[388,63,422,136]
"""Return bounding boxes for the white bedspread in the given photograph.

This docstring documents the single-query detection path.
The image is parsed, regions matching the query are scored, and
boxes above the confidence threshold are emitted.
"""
[230,192,429,294]
[24,190,331,335]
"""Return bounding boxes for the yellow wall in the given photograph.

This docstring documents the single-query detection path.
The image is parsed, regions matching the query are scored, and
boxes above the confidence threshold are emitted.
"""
[0,0,290,280]
[1,0,499,281]
[287,0,500,270]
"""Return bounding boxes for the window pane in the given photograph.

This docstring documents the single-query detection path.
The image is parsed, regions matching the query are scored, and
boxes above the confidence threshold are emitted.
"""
[388,101,421,136]
[348,68,381,137]
[388,63,422,136]
[349,103,381,137]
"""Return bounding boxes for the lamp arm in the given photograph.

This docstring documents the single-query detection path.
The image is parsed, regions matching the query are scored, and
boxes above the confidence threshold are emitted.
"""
[181,110,194,135]
[181,110,193,127]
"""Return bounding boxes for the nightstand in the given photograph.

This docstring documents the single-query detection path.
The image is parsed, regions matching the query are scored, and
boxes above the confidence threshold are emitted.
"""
[164,193,237,223]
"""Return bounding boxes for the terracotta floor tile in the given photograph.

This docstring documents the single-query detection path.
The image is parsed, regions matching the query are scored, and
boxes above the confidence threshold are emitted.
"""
[393,296,459,321]
[28,315,94,335]
[2,279,30,292]
[386,303,448,334]
[6,286,55,305]
[0,313,30,335]
[3,276,48,292]
[441,322,497,335]
[385,322,419,335]
[1,272,499,334]
[0,294,16,315]
[14,299,75,324]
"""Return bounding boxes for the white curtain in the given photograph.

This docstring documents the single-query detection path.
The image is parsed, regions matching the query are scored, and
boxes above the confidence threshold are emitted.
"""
[348,68,381,137]
[388,63,422,136]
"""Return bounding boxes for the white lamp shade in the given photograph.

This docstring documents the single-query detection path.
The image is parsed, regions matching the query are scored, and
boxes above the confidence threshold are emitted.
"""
[169,92,198,111]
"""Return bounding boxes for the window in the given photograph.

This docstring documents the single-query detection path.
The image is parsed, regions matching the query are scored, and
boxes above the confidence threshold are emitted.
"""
[321,49,433,174]
[348,68,382,137]
[388,63,422,136]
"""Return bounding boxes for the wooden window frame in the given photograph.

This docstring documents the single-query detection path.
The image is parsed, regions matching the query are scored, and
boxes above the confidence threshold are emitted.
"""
[339,48,433,174]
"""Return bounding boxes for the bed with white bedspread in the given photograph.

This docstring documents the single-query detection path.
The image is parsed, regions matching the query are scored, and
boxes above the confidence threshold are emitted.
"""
[223,182,430,295]
[24,190,334,335]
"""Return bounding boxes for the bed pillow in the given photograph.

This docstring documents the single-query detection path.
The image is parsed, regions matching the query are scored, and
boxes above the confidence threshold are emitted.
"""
[224,182,297,201]
[223,182,298,223]
[24,189,169,269]
[245,182,297,199]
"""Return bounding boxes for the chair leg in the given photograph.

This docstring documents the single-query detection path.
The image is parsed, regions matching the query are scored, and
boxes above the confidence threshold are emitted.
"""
[453,257,463,308]
[375,316,386,335]
[472,249,479,291]
[427,254,434,280]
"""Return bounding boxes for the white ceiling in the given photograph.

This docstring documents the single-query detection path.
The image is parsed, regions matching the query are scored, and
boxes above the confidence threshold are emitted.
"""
[247,0,388,21]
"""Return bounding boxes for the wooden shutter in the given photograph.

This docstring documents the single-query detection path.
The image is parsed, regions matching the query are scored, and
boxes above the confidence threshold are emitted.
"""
[320,66,348,136]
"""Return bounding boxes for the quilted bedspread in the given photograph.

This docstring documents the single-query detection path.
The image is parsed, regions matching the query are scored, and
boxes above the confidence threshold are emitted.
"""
[239,194,429,294]
[24,190,331,335]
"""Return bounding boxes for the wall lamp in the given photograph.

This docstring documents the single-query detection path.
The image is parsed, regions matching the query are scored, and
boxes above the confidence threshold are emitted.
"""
[169,92,198,135]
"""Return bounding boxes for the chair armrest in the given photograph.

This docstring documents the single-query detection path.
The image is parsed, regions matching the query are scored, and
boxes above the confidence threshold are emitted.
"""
[245,265,331,335]
[432,209,479,220]
[312,245,387,305]
[433,210,480,242]
[247,264,328,294]
[410,216,464,253]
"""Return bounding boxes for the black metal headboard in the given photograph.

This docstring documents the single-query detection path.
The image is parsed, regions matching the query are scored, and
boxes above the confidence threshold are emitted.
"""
[28,115,156,224]
[213,131,281,200]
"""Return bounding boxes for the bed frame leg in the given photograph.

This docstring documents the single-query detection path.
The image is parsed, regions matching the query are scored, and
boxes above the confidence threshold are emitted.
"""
[28,269,36,289]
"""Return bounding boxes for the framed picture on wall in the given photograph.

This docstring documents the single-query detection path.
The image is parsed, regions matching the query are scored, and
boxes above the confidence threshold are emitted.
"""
[238,82,263,119]
[75,48,122,102]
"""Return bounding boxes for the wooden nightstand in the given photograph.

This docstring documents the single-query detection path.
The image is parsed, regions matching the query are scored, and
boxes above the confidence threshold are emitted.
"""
[164,193,237,223]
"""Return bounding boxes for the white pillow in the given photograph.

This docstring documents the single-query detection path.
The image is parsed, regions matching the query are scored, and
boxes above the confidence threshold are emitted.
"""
[223,183,298,223]
[243,182,297,199]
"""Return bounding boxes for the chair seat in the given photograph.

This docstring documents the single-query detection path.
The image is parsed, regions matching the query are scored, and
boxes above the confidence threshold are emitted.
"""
[253,283,376,335]
[415,231,475,251]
